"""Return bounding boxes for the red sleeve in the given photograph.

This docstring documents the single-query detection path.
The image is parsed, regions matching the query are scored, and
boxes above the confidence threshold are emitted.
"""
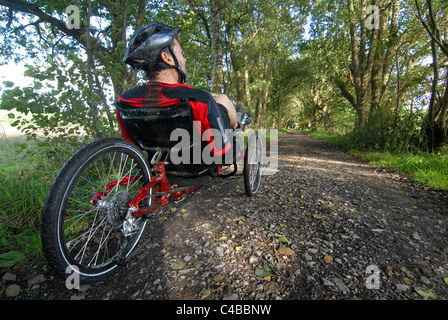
[189,100,231,156]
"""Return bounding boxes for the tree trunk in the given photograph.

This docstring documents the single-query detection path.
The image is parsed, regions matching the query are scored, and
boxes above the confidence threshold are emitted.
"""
[227,28,245,107]
[210,0,223,96]
[346,0,371,128]
[437,68,448,137]
[437,70,448,139]
[244,53,253,112]
[85,0,101,137]
[371,0,401,114]
[416,0,448,151]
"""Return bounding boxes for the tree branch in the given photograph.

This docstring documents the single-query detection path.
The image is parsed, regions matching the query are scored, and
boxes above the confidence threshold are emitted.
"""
[414,0,448,57]
[0,0,110,58]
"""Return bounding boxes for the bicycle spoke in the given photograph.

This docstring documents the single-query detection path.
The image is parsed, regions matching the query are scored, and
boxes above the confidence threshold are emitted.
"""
[63,148,149,269]
[41,139,151,280]
[88,224,115,267]
[72,214,109,265]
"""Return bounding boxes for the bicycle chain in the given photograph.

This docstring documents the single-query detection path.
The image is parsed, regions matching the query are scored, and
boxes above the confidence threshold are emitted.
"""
[125,187,200,261]
[147,185,199,198]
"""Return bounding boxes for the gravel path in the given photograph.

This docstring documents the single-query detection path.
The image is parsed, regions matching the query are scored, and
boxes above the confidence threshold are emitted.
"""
[2,130,448,300]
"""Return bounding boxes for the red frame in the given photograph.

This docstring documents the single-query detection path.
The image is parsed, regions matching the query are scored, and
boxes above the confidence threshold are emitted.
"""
[127,161,199,217]
[91,173,140,206]
[92,161,199,218]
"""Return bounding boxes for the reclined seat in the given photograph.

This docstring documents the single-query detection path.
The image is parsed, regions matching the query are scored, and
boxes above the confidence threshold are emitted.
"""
[115,100,219,186]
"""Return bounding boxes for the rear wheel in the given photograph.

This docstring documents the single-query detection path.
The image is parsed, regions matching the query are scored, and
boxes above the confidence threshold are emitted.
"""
[41,138,151,282]
[243,132,263,196]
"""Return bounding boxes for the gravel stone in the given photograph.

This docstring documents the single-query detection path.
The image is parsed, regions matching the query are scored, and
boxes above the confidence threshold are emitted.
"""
[4,131,448,300]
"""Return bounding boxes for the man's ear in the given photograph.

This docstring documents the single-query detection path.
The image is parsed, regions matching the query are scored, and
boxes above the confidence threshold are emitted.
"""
[160,50,174,66]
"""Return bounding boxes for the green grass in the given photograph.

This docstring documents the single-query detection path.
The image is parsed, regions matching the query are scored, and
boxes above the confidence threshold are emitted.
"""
[302,130,448,191]
[0,133,54,267]
[0,144,47,264]
[362,151,448,190]
[302,130,345,147]
[0,130,89,267]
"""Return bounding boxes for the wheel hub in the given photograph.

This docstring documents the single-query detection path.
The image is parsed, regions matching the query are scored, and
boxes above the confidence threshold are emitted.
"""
[107,190,132,227]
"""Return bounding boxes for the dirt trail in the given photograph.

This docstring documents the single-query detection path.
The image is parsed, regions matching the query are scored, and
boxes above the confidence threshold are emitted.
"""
[4,130,448,300]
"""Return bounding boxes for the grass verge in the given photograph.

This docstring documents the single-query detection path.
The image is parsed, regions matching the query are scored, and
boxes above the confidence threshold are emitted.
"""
[0,132,87,268]
[0,140,47,266]
[302,130,448,191]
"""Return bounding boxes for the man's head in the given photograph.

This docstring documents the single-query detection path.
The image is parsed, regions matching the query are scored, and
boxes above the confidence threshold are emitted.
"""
[158,39,188,83]
[123,23,187,83]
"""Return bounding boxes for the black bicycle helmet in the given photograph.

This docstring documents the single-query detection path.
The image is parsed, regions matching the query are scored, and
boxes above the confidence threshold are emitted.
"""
[123,23,186,83]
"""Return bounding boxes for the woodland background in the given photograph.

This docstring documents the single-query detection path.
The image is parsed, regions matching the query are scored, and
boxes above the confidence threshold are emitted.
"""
[0,0,447,152]
[0,0,447,265]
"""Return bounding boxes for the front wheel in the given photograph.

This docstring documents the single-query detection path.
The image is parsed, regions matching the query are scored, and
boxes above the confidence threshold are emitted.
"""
[41,138,151,282]
[243,132,263,196]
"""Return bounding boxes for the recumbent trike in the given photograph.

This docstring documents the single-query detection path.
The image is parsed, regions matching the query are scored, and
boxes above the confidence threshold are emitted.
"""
[40,100,263,282]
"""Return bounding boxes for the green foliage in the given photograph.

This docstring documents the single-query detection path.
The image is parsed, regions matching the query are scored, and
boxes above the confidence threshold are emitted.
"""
[1,0,447,264]
[336,107,426,152]
[297,0,448,151]
[1,0,311,133]
[0,165,46,261]
[0,133,90,262]
[363,151,448,191]
[302,104,427,153]
[1,54,117,139]
[0,251,26,268]
[304,130,448,191]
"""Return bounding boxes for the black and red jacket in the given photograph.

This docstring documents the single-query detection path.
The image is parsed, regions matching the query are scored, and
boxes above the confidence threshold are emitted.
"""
[116,82,231,156]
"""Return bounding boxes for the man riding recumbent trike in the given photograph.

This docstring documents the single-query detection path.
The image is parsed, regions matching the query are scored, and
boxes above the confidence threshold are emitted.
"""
[40,23,264,282]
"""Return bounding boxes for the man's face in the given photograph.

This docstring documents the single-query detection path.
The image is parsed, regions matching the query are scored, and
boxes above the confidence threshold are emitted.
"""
[172,39,188,80]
